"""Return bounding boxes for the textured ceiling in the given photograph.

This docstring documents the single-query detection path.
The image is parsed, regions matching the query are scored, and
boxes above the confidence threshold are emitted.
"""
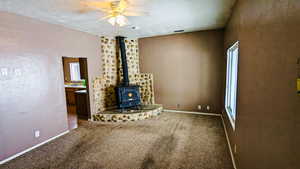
[0,0,236,38]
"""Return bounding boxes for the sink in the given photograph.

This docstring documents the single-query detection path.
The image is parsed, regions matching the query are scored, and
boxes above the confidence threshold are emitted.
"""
[64,84,86,88]
[75,90,87,94]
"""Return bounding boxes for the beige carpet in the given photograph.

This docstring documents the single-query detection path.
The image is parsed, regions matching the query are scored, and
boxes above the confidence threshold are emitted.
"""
[0,112,233,169]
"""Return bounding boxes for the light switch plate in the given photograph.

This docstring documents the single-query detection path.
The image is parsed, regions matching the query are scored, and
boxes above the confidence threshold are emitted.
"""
[0,68,8,76]
[14,68,21,76]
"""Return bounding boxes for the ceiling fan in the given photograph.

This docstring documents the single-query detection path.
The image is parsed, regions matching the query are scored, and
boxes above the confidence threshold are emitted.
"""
[81,0,147,27]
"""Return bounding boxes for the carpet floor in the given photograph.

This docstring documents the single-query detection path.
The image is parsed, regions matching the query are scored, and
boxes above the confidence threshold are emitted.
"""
[0,112,233,169]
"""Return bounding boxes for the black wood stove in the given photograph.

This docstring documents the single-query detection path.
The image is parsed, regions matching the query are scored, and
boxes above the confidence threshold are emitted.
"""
[115,36,141,109]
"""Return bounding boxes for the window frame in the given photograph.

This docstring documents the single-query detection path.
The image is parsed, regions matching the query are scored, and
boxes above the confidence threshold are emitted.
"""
[225,41,239,130]
[69,62,81,82]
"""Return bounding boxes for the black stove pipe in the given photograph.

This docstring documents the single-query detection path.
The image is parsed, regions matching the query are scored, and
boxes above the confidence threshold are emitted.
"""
[116,36,129,86]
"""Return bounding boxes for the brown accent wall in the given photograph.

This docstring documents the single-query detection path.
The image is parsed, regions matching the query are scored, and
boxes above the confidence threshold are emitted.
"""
[0,12,101,161]
[139,31,225,113]
[223,0,300,169]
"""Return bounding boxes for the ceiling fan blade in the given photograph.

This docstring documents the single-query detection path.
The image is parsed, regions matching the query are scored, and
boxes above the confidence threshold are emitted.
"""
[118,0,128,12]
[77,8,93,14]
[81,1,112,10]
[123,10,148,16]
[77,7,107,14]
[99,14,113,21]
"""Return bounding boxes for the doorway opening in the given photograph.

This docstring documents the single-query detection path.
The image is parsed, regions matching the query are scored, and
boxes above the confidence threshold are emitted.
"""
[62,57,91,130]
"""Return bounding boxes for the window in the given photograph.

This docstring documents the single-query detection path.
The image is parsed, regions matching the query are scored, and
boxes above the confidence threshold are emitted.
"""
[225,41,239,129]
[69,62,81,81]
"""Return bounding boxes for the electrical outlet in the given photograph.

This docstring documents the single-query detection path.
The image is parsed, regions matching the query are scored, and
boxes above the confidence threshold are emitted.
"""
[234,144,237,154]
[206,105,210,111]
[34,130,40,138]
[198,105,202,110]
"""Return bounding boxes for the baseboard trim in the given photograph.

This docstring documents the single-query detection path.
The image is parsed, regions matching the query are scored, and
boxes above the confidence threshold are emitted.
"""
[221,115,237,169]
[163,109,221,117]
[0,130,69,165]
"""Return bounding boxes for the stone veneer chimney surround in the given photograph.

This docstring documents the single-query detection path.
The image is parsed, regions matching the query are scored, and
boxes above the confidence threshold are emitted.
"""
[92,36,162,122]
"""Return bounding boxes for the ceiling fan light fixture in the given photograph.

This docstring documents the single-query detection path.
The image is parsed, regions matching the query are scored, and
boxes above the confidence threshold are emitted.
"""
[108,17,116,26]
[116,15,128,26]
[107,15,128,27]
[84,0,145,27]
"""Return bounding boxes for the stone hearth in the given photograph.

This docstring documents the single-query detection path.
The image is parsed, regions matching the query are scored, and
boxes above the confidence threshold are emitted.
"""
[93,104,162,122]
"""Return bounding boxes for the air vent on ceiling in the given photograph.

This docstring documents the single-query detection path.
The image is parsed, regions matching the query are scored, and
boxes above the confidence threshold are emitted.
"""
[132,26,140,30]
[174,30,184,33]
